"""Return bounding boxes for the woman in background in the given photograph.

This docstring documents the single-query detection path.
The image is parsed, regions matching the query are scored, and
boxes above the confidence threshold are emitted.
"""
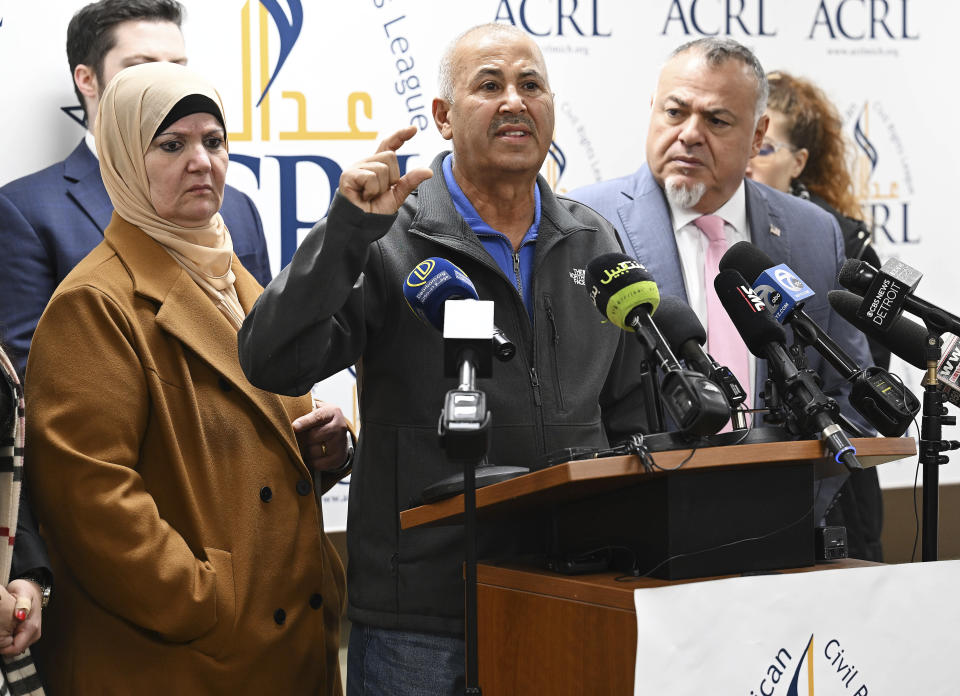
[0,343,46,695]
[746,71,885,334]
[746,70,884,562]
[25,62,348,694]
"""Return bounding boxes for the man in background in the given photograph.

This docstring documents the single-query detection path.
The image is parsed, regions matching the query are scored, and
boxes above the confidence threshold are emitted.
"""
[0,0,271,375]
[570,38,873,523]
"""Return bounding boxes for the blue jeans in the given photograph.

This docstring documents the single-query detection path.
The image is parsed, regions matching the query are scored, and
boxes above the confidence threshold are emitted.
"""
[347,622,465,696]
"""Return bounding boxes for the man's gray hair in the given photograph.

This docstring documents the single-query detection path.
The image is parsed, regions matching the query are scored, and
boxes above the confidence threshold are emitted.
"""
[436,22,540,104]
[670,38,768,122]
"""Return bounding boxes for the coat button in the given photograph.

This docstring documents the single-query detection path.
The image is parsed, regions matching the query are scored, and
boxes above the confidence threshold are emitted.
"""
[296,480,312,496]
[274,608,286,625]
[309,593,323,610]
[260,486,272,502]
[217,376,233,392]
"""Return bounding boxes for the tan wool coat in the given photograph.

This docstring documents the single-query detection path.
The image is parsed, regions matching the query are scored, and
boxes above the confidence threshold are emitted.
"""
[25,215,345,694]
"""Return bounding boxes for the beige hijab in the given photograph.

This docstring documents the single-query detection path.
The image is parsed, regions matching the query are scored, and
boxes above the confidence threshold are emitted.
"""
[95,61,244,329]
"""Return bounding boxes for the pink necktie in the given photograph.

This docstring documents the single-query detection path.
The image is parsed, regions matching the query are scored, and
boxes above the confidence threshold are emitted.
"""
[693,215,750,428]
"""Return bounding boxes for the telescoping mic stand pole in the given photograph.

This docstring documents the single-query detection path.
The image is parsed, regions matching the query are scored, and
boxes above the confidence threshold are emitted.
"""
[919,309,958,561]
[438,299,496,696]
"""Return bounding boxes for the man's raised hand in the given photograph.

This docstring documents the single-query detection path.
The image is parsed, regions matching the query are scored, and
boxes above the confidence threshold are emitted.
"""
[339,125,434,215]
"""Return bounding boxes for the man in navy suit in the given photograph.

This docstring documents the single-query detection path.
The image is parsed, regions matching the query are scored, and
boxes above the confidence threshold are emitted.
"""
[0,0,271,375]
[570,38,874,523]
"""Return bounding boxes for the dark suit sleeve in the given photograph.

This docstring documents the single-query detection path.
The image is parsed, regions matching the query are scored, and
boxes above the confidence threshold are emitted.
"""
[11,486,51,581]
[0,192,58,377]
[221,188,272,287]
[238,193,394,396]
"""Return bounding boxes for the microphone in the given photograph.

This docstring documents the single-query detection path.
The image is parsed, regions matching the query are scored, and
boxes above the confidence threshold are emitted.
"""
[827,290,929,370]
[838,258,960,336]
[938,333,960,408]
[404,258,528,502]
[655,295,749,425]
[720,241,918,436]
[714,269,861,470]
[403,257,515,361]
[719,241,815,320]
[719,242,815,324]
[585,255,668,365]
[586,253,730,437]
[720,241,861,374]
[838,257,922,332]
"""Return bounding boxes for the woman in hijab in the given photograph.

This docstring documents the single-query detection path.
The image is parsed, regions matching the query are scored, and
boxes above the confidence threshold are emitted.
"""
[25,62,348,694]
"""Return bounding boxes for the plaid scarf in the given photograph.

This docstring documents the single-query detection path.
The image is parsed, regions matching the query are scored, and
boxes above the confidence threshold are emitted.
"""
[0,349,45,696]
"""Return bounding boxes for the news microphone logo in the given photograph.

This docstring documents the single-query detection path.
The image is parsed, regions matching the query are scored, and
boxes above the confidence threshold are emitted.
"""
[938,333,960,407]
[402,257,477,328]
[856,259,922,331]
[597,258,644,284]
[753,264,814,322]
[586,255,660,331]
[739,284,767,313]
[406,259,436,287]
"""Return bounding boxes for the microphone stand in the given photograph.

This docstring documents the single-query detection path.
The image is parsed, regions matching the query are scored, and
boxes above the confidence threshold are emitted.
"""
[779,341,861,471]
[918,312,956,561]
[436,300,497,695]
[439,354,489,695]
[633,325,666,434]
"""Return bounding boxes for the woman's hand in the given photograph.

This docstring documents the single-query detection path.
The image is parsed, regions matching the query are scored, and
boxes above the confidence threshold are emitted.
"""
[1,579,42,654]
[293,401,351,472]
[0,579,41,655]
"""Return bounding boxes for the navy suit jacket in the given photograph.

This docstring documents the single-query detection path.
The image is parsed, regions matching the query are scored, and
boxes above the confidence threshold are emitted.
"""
[0,141,272,374]
[570,165,876,518]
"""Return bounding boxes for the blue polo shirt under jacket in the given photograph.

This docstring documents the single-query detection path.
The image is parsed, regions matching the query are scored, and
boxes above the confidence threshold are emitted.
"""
[442,153,540,322]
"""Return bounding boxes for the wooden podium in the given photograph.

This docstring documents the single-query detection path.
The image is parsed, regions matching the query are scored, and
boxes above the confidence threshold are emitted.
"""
[402,437,915,577]
[400,437,915,694]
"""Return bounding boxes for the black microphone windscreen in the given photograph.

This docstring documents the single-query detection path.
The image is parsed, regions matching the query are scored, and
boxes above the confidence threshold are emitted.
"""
[585,253,660,330]
[837,258,875,295]
[714,269,786,356]
[655,295,707,351]
[717,240,775,284]
[827,290,927,369]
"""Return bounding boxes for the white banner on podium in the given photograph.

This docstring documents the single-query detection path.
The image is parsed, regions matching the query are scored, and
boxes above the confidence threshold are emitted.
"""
[634,561,960,695]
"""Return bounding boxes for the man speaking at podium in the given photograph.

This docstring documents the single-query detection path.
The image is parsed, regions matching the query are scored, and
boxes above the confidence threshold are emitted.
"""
[238,22,649,696]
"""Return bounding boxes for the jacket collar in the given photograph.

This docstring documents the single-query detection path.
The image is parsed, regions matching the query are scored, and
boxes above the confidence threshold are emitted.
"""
[103,214,303,464]
[409,152,591,266]
[63,140,114,232]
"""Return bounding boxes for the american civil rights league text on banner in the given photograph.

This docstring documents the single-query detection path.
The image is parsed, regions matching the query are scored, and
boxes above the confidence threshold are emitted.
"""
[633,560,960,695]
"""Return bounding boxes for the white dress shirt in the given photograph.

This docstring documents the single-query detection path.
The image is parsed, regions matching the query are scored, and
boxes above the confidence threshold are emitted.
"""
[85,129,98,160]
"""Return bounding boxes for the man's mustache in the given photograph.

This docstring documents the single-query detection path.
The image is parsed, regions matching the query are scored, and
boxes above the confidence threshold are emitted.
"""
[488,115,537,137]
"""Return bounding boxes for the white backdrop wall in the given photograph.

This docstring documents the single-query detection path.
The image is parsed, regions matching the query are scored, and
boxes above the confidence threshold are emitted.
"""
[0,0,949,529]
